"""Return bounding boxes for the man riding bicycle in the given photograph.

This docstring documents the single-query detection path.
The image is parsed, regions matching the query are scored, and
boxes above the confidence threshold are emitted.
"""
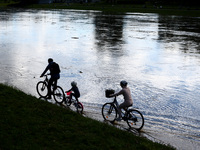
[40,58,60,99]
[109,80,133,121]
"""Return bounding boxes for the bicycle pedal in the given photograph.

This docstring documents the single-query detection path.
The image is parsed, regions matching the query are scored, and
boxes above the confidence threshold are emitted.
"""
[133,118,138,122]
[122,117,127,121]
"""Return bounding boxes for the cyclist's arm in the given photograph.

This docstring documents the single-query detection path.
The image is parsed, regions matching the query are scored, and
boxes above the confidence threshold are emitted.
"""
[40,65,50,77]
[110,89,123,97]
[66,87,72,93]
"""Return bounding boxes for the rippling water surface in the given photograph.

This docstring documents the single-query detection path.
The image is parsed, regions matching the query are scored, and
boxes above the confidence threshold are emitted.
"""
[0,9,200,149]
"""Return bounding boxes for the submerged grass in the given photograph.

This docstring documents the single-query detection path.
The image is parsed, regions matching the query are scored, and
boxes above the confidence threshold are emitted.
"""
[0,83,174,149]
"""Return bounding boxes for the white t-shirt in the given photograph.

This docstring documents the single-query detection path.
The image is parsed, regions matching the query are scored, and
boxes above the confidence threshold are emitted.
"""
[113,87,133,105]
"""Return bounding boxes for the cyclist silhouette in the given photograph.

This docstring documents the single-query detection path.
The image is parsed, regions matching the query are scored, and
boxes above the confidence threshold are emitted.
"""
[40,58,60,99]
[66,81,80,103]
[109,80,133,121]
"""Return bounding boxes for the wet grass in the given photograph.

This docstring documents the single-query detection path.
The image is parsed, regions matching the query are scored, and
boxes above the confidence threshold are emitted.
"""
[0,83,174,150]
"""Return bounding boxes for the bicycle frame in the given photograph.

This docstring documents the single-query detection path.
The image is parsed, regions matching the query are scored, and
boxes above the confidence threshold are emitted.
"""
[112,96,129,117]
[43,74,57,89]
[43,75,49,85]
[65,91,83,113]
[65,91,80,104]
[71,97,79,105]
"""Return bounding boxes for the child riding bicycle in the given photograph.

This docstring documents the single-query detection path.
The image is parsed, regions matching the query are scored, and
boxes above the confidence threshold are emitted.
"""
[65,81,80,103]
[109,80,133,121]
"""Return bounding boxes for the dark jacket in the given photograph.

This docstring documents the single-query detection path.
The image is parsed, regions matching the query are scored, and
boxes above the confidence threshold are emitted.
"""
[68,86,80,98]
[41,62,60,79]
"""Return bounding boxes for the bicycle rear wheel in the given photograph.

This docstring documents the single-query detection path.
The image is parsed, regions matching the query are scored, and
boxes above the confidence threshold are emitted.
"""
[76,102,83,114]
[126,109,144,131]
[36,81,48,98]
[53,86,65,103]
[102,103,117,122]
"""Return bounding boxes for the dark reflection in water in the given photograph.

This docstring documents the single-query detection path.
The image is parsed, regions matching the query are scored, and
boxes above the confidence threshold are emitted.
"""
[94,13,124,53]
[158,15,200,53]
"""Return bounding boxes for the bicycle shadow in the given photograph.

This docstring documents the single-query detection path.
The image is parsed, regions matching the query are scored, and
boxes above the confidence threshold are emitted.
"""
[38,96,84,115]
[38,96,47,101]
[58,102,85,115]
[103,120,143,136]
[38,96,57,104]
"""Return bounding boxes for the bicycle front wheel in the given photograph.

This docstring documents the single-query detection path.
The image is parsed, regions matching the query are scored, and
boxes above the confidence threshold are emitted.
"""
[65,97,72,106]
[36,81,48,98]
[126,109,144,131]
[102,103,117,122]
[53,86,65,103]
[76,102,83,114]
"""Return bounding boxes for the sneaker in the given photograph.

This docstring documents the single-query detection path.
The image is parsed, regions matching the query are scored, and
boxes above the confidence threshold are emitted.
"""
[122,116,127,121]
[116,117,122,122]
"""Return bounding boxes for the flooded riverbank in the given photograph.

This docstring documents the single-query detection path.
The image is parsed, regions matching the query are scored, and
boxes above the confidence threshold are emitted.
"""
[0,9,200,149]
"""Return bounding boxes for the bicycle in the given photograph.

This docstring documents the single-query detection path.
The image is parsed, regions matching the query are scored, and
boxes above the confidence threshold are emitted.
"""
[102,96,144,131]
[64,91,84,114]
[36,74,65,104]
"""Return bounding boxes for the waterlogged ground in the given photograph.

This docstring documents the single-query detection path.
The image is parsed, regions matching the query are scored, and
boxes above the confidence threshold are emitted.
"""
[0,9,200,149]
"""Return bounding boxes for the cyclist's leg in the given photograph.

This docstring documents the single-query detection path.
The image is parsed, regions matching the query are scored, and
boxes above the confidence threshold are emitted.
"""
[75,95,80,101]
[118,102,130,119]
[47,77,54,98]
[68,92,75,103]
[117,103,123,119]
[53,78,58,90]
[54,75,60,89]
[71,93,75,99]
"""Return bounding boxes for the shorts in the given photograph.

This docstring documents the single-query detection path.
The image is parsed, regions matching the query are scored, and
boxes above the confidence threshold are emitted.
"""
[119,101,133,109]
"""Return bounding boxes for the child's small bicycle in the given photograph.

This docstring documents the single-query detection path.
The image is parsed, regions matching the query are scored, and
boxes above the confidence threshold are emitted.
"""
[64,91,84,114]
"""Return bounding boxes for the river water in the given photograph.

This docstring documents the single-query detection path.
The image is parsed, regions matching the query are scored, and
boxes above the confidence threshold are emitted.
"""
[0,9,200,149]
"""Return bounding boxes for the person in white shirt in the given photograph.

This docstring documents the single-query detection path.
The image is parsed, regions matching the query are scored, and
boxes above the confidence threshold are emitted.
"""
[110,80,133,121]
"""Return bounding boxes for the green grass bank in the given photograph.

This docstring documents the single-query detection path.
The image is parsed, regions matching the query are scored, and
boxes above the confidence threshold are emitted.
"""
[0,83,174,150]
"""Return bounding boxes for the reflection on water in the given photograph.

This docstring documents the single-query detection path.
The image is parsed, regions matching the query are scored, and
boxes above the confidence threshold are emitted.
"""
[94,13,124,51]
[0,9,200,149]
[158,15,200,54]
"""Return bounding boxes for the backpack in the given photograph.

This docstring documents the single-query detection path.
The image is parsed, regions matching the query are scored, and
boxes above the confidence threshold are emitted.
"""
[50,62,60,74]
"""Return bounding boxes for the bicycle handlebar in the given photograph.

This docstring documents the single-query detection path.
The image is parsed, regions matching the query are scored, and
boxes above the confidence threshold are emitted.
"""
[44,73,51,76]
[40,73,50,78]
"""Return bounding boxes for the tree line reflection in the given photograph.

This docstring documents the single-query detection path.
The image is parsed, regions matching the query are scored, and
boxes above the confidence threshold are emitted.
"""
[94,13,124,55]
[92,12,200,54]
[157,15,200,53]
[1,10,200,54]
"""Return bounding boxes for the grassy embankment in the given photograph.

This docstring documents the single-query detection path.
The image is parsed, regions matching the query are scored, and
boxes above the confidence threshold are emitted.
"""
[0,83,174,149]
